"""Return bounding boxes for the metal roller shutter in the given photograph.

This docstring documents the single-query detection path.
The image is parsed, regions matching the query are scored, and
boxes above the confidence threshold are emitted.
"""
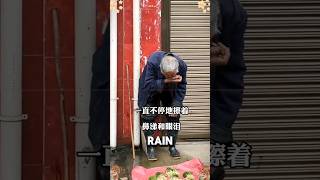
[170,0,210,138]
[226,0,320,179]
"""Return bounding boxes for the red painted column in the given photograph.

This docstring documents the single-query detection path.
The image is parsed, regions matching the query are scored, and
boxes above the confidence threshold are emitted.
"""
[22,0,45,179]
[117,0,134,145]
[140,0,162,70]
[116,0,162,144]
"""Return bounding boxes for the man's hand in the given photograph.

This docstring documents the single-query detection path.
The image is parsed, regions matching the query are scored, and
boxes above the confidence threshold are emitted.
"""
[164,75,182,83]
[211,42,230,66]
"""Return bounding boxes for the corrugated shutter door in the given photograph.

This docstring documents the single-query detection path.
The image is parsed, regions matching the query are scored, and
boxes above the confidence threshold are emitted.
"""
[170,0,210,138]
[227,0,320,179]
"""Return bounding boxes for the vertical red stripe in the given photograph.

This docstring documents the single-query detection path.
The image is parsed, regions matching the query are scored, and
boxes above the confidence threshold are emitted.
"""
[117,0,162,143]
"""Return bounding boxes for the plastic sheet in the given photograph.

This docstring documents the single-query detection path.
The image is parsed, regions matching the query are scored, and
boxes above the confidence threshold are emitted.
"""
[131,159,204,180]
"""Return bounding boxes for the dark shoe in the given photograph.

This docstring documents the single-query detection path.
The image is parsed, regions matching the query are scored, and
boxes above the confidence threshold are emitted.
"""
[211,166,225,180]
[147,146,157,161]
[168,146,181,159]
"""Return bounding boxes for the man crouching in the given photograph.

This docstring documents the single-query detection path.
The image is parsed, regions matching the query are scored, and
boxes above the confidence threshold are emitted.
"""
[138,51,187,161]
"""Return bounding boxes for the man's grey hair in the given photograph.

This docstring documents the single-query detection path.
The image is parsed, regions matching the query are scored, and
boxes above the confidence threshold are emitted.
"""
[160,55,179,73]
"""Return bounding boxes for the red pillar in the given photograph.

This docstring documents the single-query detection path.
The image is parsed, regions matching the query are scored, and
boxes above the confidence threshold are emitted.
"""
[116,0,162,144]
[22,0,45,179]
[140,0,162,70]
[117,0,134,145]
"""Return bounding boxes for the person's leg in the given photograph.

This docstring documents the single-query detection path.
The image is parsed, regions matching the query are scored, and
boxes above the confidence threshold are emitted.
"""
[211,166,225,180]
[166,114,180,158]
[211,70,244,144]
[211,69,245,179]
[96,146,109,180]
[161,84,181,158]
[141,94,160,160]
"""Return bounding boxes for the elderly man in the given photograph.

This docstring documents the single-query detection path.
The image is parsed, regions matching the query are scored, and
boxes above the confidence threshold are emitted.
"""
[138,51,187,161]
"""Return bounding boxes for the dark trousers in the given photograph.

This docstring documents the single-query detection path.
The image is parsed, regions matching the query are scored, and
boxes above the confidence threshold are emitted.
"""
[95,147,109,180]
[211,67,245,144]
[141,85,180,146]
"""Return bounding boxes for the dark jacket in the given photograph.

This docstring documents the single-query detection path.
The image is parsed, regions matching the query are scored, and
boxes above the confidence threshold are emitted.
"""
[211,0,248,143]
[138,51,187,109]
[88,21,110,148]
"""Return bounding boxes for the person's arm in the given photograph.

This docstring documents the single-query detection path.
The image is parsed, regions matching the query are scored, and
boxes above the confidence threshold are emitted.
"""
[143,61,165,93]
[210,41,230,66]
[173,63,187,107]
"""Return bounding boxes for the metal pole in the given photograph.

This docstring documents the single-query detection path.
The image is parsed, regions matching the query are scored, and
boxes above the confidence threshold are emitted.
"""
[110,0,118,149]
[133,0,141,147]
[0,0,23,179]
[75,0,96,179]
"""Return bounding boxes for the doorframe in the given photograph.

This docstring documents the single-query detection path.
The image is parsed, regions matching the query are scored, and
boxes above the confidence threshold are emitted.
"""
[161,0,171,52]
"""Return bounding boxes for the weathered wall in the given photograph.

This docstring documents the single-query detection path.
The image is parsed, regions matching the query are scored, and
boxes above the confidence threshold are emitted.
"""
[117,0,161,144]
[16,0,161,179]
[22,0,108,179]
